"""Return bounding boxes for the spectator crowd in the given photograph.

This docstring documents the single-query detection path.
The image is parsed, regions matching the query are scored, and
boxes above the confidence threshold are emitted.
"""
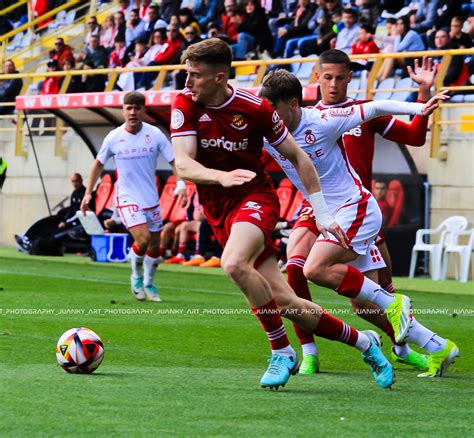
[0,0,473,103]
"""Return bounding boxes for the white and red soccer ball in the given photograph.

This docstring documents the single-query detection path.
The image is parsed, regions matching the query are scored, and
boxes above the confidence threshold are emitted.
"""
[56,327,104,374]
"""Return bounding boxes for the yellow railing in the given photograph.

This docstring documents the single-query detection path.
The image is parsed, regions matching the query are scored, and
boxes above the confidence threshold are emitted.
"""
[0,49,473,158]
[0,0,27,17]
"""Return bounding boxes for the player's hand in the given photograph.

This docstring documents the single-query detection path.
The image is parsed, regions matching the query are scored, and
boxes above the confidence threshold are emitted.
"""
[80,194,92,214]
[316,221,349,249]
[421,90,450,116]
[58,222,66,229]
[176,188,187,208]
[407,56,435,89]
[219,169,256,188]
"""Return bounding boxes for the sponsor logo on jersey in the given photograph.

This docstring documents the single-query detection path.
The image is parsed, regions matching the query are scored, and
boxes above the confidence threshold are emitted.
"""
[171,109,185,129]
[230,114,248,130]
[329,106,356,117]
[200,137,249,151]
[272,111,280,123]
[116,147,155,156]
[304,129,316,144]
[343,126,362,137]
[199,113,212,122]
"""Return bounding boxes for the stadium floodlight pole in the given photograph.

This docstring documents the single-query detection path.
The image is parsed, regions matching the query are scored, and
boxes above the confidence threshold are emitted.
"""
[24,110,52,216]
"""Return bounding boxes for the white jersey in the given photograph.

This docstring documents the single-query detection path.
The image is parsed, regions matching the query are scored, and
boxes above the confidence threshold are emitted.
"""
[97,122,174,209]
[265,100,424,214]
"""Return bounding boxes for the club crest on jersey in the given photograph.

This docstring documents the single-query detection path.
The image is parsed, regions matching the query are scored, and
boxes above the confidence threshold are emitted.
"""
[145,134,152,143]
[230,114,248,130]
[272,111,280,123]
[304,130,316,144]
[329,106,356,117]
[171,109,185,129]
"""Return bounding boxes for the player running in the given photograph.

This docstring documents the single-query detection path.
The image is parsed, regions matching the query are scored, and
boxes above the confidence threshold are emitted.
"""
[169,38,442,390]
[262,51,436,375]
[260,64,458,379]
[81,91,187,303]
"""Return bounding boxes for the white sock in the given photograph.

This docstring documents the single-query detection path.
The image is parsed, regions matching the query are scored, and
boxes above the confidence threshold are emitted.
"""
[272,345,296,357]
[354,331,371,353]
[405,317,447,353]
[393,343,411,358]
[301,342,318,357]
[144,254,160,286]
[130,247,145,278]
[356,277,395,310]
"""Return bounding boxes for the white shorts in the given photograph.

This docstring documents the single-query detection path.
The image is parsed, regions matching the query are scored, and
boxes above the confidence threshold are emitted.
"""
[317,193,382,255]
[348,243,386,273]
[118,204,163,233]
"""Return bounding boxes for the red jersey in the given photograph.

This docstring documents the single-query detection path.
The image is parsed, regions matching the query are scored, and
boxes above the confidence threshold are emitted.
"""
[315,99,428,191]
[170,86,288,225]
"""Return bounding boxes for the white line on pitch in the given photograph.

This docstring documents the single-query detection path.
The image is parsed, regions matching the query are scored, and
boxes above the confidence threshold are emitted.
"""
[0,269,241,297]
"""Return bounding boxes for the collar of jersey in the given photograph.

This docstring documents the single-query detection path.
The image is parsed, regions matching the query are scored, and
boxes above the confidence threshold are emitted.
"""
[206,85,236,109]
[315,97,353,109]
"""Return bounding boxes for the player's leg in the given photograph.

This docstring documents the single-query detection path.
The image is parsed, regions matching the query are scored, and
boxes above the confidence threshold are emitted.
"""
[165,222,187,264]
[142,206,164,301]
[182,220,206,266]
[127,223,151,301]
[377,239,395,293]
[305,240,458,377]
[286,225,319,373]
[258,257,393,388]
[221,221,298,388]
[159,222,176,259]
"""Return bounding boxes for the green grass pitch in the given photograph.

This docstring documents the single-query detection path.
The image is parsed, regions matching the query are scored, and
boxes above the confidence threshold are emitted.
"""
[0,248,473,437]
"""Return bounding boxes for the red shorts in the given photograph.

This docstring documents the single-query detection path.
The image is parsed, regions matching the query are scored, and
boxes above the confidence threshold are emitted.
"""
[292,200,320,236]
[210,190,280,267]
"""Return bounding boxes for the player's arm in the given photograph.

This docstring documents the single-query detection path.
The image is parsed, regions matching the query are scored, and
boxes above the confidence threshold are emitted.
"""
[382,57,434,146]
[81,160,104,213]
[169,160,188,207]
[275,134,348,248]
[172,135,256,187]
[320,91,449,139]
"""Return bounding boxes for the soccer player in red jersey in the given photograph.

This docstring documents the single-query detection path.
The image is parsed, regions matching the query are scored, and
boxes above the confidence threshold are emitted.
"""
[260,55,458,379]
[171,38,395,389]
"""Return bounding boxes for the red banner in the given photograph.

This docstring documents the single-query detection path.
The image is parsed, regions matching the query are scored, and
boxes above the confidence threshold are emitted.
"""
[16,85,318,110]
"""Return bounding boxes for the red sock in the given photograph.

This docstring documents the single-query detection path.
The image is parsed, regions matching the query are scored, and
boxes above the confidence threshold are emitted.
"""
[383,322,396,344]
[251,298,290,350]
[286,256,314,345]
[336,265,364,299]
[159,246,166,257]
[382,282,395,293]
[132,242,146,257]
[178,243,186,255]
[146,248,160,259]
[313,309,358,346]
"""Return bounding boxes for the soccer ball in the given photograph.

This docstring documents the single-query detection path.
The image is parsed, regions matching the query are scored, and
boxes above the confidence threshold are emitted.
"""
[56,327,104,374]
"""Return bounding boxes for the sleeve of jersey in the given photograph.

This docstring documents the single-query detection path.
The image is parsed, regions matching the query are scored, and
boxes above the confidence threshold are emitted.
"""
[318,101,424,139]
[380,115,429,147]
[261,100,288,147]
[170,93,198,138]
[159,133,175,163]
[96,132,114,165]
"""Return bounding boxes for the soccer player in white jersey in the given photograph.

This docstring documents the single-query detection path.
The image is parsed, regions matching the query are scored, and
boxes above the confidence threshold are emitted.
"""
[261,68,459,378]
[81,91,186,302]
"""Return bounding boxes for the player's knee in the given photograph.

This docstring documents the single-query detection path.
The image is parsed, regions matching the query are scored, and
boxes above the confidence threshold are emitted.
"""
[222,258,250,283]
[134,234,150,250]
[303,259,326,283]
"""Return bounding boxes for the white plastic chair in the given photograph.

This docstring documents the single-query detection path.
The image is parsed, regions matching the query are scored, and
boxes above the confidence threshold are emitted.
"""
[373,77,395,100]
[441,229,474,282]
[409,216,468,280]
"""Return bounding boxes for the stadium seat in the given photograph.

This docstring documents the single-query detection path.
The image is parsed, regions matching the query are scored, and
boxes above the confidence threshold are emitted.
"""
[409,216,469,280]
[464,94,474,102]
[347,78,361,97]
[462,3,474,15]
[450,94,465,103]
[373,78,395,100]
[391,77,415,102]
[48,10,66,30]
[276,178,296,219]
[285,190,305,222]
[160,176,178,222]
[355,76,368,101]
[94,174,114,215]
[7,32,24,51]
[168,182,196,223]
[295,56,316,80]
[441,229,474,282]
[385,179,404,228]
